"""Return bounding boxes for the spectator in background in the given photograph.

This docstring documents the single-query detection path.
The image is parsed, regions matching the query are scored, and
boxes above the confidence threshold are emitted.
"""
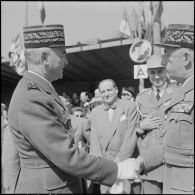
[89,79,139,193]
[71,106,83,118]
[1,103,20,194]
[121,86,136,101]
[94,88,101,97]
[72,92,80,107]
[80,91,91,118]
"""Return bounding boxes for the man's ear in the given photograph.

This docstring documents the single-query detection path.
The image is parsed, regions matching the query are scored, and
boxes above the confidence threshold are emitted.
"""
[183,52,192,70]
[41,52,49,65]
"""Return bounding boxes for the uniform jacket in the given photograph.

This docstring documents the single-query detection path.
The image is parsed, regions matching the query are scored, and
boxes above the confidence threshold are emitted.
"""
[162,76,194,193]
[8,72,117,193]
[90,98,138,162]
[136,84,178,180]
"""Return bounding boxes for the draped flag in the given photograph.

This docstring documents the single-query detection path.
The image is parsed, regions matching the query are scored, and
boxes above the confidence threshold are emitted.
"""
[119,9,131,38]
[38,2,46,25]
[153,1,163,23]
[8,33,27,76]
[144,1,154,42]
[129,6,139,38]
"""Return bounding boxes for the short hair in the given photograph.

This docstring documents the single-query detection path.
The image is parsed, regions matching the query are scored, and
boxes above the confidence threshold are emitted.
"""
[24,47,50,65]
[98,79,117,89]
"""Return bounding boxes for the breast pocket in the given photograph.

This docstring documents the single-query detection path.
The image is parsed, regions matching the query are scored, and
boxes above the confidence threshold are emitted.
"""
[166,113,193,150]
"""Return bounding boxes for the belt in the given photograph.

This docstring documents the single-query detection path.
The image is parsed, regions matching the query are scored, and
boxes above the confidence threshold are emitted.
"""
[20,158,52,169]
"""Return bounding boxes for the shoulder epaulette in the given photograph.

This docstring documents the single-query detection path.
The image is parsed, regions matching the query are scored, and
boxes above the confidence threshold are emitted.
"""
[27,81,40,91]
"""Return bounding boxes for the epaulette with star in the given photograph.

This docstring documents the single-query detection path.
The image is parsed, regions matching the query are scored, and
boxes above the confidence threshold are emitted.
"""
[27,81,40,91]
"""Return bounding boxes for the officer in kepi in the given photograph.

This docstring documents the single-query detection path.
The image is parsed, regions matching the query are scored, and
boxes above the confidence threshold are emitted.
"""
[135,55,179,194]
[134,24,194,194]
[155,24,194,194]
[8,24,140,194]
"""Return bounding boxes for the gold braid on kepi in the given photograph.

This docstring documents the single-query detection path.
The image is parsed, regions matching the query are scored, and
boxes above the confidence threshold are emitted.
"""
[154,24,194,49]
[23,24,65,49]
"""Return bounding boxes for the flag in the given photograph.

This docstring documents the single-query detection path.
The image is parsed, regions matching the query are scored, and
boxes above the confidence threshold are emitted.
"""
[38,2,46,25]
[144,1,153,42]
[138,2,147,38]
[119,9,131,38]
[8,33,27,76]
[129,6,139,38]
[153,1,163,23]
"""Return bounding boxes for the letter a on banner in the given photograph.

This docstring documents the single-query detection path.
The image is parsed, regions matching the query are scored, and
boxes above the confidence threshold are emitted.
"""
[134,64,148,79]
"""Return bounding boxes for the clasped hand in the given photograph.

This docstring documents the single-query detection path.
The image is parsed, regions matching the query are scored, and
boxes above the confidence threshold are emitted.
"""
[116,157,144,180]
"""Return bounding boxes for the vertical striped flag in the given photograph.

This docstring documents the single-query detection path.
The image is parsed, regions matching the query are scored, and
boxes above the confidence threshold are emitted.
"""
[153,1,163,23]
[38,2,46,25]
[119,9,131,38]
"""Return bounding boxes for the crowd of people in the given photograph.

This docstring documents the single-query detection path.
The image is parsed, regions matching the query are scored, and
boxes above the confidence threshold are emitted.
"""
[1,23,194,194]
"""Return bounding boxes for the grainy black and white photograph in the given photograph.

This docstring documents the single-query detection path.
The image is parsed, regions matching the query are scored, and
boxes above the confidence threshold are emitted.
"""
[1,1,194,194]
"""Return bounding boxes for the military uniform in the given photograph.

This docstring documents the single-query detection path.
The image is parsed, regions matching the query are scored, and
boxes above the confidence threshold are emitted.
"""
[136,83,178,193]
[8,25,118,194]
[162,75,194,193]
[155,24,194,193]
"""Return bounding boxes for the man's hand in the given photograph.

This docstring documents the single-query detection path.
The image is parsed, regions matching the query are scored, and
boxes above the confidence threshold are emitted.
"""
[117,158,140,180]
[139,116,162,131]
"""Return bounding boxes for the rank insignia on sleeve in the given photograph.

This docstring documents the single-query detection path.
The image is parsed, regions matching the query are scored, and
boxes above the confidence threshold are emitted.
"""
[27,81,40,91]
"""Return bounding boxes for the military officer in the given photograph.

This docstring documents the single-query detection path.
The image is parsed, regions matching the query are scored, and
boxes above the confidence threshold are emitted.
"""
[8,24,139,194]
[135,55,179,194]
[135,24,194,194]
[155,24,194,194]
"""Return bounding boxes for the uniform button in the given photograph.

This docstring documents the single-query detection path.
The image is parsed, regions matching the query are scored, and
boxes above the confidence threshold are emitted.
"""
[162,160,165,164]
[161,145,164,149]
[165,115,168,120]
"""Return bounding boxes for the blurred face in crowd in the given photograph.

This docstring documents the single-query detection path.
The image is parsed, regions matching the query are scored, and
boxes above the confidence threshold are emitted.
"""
[44,48,68,82]
[121,89,133,101]
[148,67,167,88]
[161,47,193,82]
[72,93,78,100]
[94,88,101,97]
[73,110,83,118]
[99,79,118,106]
[80,92,88,102]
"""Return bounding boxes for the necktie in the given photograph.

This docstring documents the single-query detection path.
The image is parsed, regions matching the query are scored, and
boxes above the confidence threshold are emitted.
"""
[156,89,160,101]
[104,104,116,110]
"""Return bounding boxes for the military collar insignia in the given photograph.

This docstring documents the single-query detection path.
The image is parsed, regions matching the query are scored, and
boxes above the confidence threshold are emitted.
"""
[27,81,40,91]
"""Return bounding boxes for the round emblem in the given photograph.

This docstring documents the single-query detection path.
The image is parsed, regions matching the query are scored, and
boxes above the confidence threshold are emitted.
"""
[129,39,152,63]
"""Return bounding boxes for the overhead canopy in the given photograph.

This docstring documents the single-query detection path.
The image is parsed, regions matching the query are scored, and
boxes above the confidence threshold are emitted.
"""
[1,37,150,102]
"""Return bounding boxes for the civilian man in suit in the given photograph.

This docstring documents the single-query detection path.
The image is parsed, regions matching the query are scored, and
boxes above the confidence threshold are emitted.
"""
[135,24,194,194]
[135,55,178,194]
[90,79,139,193]
[8,24,140,194]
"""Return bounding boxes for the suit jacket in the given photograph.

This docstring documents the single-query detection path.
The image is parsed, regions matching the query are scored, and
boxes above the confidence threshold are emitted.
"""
[136,84,178,182]
[90,98,138,162]
[8,72,117,193]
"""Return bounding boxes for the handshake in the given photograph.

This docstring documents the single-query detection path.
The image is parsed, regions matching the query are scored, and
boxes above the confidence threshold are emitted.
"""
[116,156,145,180]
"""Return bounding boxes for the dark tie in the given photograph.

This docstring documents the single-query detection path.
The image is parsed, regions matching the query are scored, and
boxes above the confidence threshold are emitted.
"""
[156,89,160,101]
[104,104,116,110]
